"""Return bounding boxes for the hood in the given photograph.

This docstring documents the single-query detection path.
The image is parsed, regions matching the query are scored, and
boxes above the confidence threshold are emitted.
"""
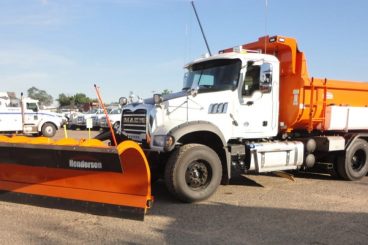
[39,110,63,117]
[143,90,188,105]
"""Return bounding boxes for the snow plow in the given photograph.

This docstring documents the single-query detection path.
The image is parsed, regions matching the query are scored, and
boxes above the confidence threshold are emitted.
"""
[0,135,152,220]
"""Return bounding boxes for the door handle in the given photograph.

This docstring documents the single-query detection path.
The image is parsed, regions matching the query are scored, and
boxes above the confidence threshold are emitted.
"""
[246,101,254,106]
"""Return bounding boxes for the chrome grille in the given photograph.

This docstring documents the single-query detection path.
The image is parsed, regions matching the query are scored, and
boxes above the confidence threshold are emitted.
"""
[99,117,108,127]
[92,116,99,126]
[77,116,85,124]
[121,109,147,135]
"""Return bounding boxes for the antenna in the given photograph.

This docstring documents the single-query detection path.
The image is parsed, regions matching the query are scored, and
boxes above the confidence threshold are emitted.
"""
[264,0,269,53]
[190,1,212,56]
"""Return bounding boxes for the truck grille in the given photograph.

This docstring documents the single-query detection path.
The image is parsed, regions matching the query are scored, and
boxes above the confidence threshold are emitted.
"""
[121,109,147,135]
[91,116,99,126]
[99,117,108,127]
[77,116,85,124]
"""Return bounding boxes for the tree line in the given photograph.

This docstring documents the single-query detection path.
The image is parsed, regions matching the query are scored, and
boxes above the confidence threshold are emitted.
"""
[27,86,96,108]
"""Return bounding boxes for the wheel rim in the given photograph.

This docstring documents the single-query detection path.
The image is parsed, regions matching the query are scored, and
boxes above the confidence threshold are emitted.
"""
[351,149,366,171]
[45,126,53,135]
[113,122,120,131]
[185,160,212,190]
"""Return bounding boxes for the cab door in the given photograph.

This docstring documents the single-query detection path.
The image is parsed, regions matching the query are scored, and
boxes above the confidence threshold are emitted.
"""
[24,102,40,126]
[234,61,278,139]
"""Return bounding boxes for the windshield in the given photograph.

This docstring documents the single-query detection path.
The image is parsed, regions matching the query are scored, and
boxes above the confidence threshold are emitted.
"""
[110,108,122,114]
[183,59,241,91]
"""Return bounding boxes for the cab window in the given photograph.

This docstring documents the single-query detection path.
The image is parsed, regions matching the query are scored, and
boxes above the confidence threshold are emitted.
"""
[242,65,260,96]
[27,103,38,112]
[185,59,241,92]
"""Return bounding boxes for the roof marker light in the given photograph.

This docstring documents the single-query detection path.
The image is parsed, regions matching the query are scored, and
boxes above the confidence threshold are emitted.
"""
[233,46,242,53]
[233,46,247,54]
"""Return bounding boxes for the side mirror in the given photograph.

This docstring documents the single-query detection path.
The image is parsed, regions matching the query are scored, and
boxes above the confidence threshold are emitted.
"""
[260,63,273,93]
[182,72,192,90]
[119,97,128,106]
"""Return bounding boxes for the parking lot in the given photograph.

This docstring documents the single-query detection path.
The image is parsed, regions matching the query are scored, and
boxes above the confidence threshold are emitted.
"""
[0,129,367,244]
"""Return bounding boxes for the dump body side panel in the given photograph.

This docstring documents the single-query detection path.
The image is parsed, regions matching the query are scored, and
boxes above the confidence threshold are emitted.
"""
[239,35,368,132]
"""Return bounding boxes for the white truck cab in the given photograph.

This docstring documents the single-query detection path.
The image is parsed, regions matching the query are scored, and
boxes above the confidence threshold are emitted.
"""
[99,108,122,131]
[121,51,279,147]
[118,50,285,200]
[75,108,105,130]
[0,97,66,137]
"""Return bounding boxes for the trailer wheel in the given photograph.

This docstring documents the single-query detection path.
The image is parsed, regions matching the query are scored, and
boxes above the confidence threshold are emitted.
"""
[337,139,368,180]
[164,144,222,202]
[41,123,56,137]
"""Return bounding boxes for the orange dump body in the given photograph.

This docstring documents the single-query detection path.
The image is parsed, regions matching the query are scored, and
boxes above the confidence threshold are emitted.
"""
[0,136,152,220]
[225,36,368,132]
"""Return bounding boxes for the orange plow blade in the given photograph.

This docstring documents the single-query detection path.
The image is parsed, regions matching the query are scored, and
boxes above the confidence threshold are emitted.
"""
[0,136,152,220]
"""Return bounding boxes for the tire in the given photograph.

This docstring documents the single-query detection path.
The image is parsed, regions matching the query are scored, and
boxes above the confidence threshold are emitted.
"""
[41,123,56,138]
[150,168,161,184]
[113,122,120,131]
[337,139,368,180]
[164,144,222,203]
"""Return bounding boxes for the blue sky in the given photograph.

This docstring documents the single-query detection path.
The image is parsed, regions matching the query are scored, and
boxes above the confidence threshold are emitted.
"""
[0,0,367,103]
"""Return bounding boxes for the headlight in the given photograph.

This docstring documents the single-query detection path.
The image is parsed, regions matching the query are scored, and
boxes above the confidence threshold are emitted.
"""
[119,97,128,106]
[152,135,175,150]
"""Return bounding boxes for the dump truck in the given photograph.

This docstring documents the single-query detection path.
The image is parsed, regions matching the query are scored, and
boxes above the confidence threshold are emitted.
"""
[118,35,368,202]
[0,35,367,220]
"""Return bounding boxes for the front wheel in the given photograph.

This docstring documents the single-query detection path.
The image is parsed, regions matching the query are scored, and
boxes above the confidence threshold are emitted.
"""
[41,123,56,137]
[164,144,222,202]
[337,138,368,180]
[113,122,120,131]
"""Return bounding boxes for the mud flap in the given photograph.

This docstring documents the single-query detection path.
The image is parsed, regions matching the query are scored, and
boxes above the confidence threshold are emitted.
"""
[0,136,152,220]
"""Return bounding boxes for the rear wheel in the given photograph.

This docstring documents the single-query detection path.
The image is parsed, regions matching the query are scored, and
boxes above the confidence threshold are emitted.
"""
[41,123,56,137]
[337,139,368,180]
[164,144,222,202]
